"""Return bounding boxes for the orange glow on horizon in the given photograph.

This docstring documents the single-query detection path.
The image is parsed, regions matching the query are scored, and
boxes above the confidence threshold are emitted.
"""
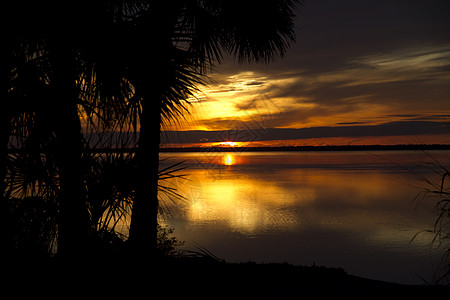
[160,133,450,149]
[212,141,243,147]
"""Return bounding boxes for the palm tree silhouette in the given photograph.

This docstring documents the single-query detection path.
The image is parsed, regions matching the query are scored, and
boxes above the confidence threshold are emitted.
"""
[4,0,301,257]
[121,0,301,255]
[4,2,130,256]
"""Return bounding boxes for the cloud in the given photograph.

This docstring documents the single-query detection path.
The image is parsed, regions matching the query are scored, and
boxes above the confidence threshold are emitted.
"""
[166,0,450,143]
[245,80,266,86]
[194,42,450,130]
[336,122,371,125]
[162,121,450,144]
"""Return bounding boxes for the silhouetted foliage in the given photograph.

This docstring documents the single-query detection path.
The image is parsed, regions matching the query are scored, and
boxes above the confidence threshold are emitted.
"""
[5,141,186,257]
[8,196,58,257]
[417,156,450,284]
[4,0,302,257]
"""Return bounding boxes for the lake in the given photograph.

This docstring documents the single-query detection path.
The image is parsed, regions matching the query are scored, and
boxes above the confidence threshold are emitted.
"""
[159,150,450,285]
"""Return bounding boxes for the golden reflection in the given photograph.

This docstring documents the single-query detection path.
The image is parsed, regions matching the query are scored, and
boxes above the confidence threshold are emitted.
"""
[161,152,439,240]
[222,153,235,166]
[187,177,304,234]
[170,166,318,235]
[180,166,410,235]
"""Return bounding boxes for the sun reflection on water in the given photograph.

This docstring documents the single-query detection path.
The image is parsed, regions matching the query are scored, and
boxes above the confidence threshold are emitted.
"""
[181,171,313,235]
[222,153,235,166]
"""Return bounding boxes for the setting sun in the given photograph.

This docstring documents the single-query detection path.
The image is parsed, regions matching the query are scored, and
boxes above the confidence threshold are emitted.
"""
[213,141,243,147]
[222,141,238,147]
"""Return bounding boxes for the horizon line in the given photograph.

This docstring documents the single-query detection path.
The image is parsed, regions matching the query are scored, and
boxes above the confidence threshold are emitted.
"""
[161,144,450,152]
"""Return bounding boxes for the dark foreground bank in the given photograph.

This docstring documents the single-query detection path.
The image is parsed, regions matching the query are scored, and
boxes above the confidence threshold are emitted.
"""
[5,257,448,298]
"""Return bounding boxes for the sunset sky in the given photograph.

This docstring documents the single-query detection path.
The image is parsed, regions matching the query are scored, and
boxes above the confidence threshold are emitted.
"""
[162,0,450,147]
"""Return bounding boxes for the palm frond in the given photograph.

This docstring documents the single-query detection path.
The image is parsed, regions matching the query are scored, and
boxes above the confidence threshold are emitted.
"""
[219,0,301,63]
[157,158,189,219]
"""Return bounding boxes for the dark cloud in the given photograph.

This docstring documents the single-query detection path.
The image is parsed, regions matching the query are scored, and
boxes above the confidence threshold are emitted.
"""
[387,114,450,121]
[245,80,266,86]
[223,0,449,77]
[336,122,371,125]
[388,114,421,118]
[410,114,450,121]
[216,0,450,85]
[163,121,450,144]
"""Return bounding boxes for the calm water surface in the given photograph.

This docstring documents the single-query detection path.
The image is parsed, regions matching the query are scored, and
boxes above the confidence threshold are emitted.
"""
[159,150,450,284]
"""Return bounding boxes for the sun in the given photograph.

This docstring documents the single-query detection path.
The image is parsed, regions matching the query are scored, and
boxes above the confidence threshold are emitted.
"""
[216,141,242,147]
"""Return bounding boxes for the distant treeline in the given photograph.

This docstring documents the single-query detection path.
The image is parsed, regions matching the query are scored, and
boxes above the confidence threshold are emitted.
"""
[160,144,450,153]
[8,144,450,154]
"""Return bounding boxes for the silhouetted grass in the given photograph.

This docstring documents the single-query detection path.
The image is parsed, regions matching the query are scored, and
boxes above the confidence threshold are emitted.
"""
[413,152,450,284]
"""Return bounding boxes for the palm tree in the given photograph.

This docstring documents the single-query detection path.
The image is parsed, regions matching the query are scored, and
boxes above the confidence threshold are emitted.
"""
[4,1,127,256]
[4,8,54,255]
[121,0,302,255]
[5,0,301,258]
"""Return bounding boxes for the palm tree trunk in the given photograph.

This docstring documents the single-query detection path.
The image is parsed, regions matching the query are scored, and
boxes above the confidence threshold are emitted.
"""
[129,93,161,256]
[54,100,89,257]
[128,6,170,256]
[49,41,91,257]
[0,115,9,184]
[3,46,13,254]
[0,110,12,255]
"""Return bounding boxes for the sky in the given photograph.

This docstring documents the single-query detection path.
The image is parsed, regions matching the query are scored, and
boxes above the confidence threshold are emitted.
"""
[162,0,450,147]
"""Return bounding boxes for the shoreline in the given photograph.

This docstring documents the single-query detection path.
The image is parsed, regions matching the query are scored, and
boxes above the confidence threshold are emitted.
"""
[160,144,450,152]
[9,257,449,297]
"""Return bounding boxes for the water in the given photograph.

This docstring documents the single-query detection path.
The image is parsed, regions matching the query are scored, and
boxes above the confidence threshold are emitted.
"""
[159,150,450,285]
